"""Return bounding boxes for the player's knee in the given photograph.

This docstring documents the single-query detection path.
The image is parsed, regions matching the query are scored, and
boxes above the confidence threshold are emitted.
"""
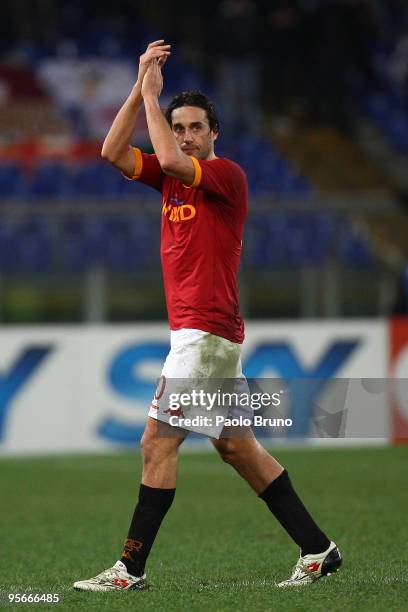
[215,439,241,466]
[140,430,177,466]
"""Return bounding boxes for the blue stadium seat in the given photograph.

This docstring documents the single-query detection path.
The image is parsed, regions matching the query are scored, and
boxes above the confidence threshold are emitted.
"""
[59,218,88,270]
[364,86,408,157]
[11,219,53,271]
[386,113,408,155]
[339,226,373,266]
[244,215,288,268]
[0,163,25,199]
[0,220,18,270]
[244,213,340,269]
[27,162,72,199]
[58,215,158,271]
[365,92,390,123]
[72,162,106,198]
[285,215,313,265]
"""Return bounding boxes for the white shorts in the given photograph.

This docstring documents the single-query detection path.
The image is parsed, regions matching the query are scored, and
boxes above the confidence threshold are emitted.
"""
[149,328,251,438]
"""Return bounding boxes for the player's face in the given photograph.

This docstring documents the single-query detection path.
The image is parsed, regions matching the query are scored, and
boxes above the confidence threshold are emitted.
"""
[171,106,218,160]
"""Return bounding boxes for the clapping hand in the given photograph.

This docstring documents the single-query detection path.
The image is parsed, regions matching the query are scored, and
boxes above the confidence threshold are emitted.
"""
[138,39,170,86]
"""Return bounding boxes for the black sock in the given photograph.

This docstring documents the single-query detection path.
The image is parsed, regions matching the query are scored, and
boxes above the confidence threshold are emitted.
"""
[120,484,175,577]
[259,470,330,555]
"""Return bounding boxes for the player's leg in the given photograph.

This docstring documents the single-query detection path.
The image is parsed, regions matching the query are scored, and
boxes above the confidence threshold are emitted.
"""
[73,418,186,591]
[119,417,186,577]
[212,431,341,585]
[212,429,284,492]
[140,415,185,488]
[212,430,330,549]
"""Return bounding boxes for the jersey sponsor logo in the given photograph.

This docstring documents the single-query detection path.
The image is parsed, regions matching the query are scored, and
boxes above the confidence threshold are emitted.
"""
[162,199,196,222]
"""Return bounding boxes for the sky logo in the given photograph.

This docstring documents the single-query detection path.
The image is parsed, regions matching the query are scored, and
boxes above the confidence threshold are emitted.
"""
[98,342,169,444]
[244,342,360,436]
[0,347,53,441]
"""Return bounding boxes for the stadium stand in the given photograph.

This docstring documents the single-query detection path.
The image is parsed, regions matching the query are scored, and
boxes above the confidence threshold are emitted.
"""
[0,0,406,320]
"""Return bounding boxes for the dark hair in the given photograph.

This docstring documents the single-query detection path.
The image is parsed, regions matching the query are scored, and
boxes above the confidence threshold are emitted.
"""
[165,90,220,133]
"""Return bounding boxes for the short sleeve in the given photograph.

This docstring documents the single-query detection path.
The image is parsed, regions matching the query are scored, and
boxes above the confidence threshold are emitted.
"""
[125,147,164,192]
[187,157,247,204]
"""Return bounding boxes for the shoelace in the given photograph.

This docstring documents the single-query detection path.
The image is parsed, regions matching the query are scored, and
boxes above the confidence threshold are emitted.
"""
[94,567,127,583]
[290,557,316,580]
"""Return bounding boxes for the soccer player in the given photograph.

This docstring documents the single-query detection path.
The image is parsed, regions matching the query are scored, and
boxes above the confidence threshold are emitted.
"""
[73,40,342,591]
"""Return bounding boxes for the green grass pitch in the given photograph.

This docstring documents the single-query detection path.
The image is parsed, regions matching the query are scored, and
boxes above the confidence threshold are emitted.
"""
[0,445,407,611]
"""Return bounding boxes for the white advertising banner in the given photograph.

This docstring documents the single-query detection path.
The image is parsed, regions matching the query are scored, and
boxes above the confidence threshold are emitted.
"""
[0,320,389,455]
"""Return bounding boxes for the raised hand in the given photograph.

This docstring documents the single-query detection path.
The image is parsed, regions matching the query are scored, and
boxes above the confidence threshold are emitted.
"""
[137,40,170,85]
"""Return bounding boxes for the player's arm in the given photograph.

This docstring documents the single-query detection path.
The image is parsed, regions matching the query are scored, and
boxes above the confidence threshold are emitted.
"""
[101,40,171,178]
[141,62,196,186]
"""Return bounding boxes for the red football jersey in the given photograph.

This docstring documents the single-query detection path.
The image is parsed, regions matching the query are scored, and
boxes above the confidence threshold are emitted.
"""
[129,147,248,343]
